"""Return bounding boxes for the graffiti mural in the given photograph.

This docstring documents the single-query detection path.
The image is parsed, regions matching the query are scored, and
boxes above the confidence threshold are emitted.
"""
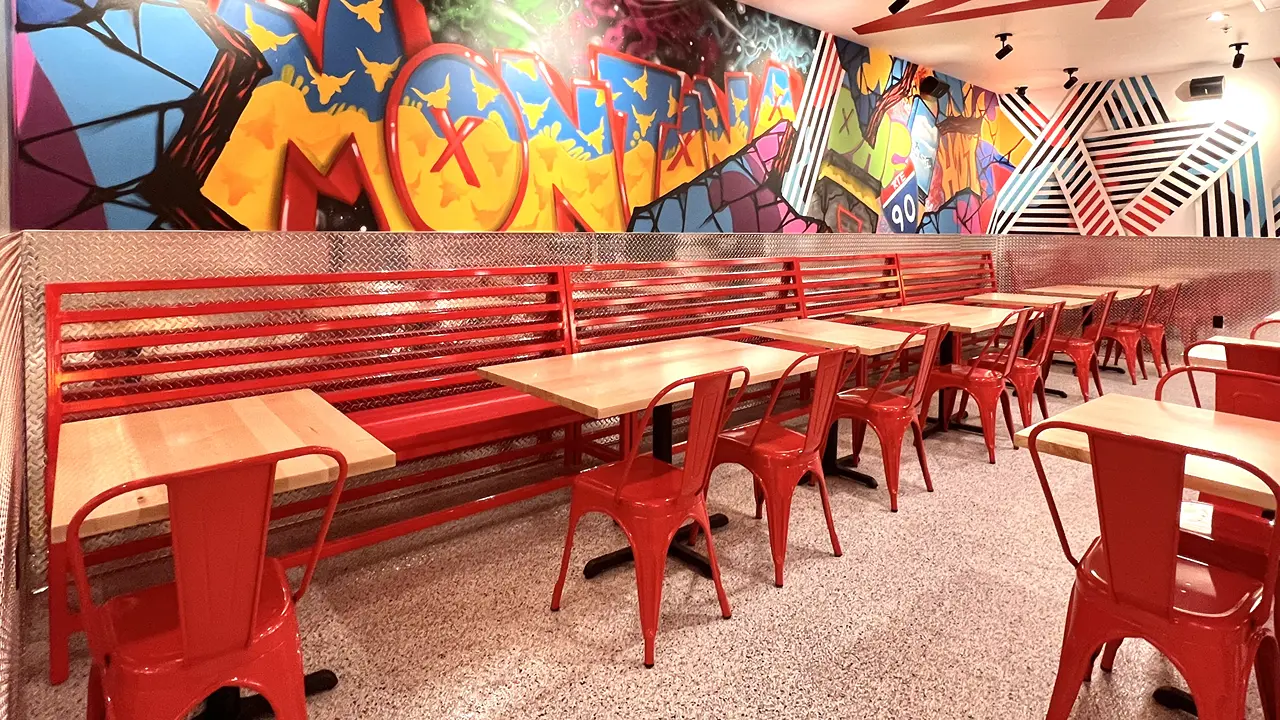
[805,38,1028,235]
[11,0,834,233]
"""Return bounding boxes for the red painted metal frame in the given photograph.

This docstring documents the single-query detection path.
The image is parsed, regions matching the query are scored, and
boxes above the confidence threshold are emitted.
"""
[896,250,997,304]
[39,250,999,684]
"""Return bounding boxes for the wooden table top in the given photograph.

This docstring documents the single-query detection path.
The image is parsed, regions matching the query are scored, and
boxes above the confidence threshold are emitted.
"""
[1013,394,1280,509]
[1022,284,1145,301]
[847,302,1017,334]
[965,292,1094,311]
[478,336,816,419]
[1187,335,1280,369]
[52,389,396,543]
[741,319,922,355]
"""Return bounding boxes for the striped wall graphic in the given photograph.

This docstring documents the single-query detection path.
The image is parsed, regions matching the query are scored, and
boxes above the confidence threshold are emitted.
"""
[1273,182,1280,232]
[988,80,1115,234]
[1200,143,1270,237]
[998,92,1047,142]
[1007,180,1078,234]
[1119,120,1258,234]
[1084,121,1213,209]
[1099,76,1170,130]
[780,32,845,213]
[1054,141,1122,235]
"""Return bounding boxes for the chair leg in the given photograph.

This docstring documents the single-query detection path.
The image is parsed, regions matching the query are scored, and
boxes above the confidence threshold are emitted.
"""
[1091,357,1104,397]
[752,474,765,520]
[86,664,106,720]
[1257,635,1280,720]
[1160,335,1172,377]
[1136,339,1148,380]
[809,462,842,557]
[1182,644,1252,720]
[631,530,670,668]
[1013,376,1035,427]
[873,423,905,512]
[940,388,958,432]
[999,390,1017,444]
[1120,336,1139,385]
[1100,639,1121,672]
[849,419,868,467]
[760,480,797,587]
[47,545,72,686]
[1046,598,1110,720]
[955,390,971,423]
[694,505,731,620]
[250,640,310,720]
[910,417,933,493]
[968,387,1000,464]
[1070,352,1092,400]
[1036,381,1050,421]
[551,502,584,611]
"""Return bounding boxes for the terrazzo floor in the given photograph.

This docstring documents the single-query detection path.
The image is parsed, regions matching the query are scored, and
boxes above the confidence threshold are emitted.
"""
[16,364,1268,719]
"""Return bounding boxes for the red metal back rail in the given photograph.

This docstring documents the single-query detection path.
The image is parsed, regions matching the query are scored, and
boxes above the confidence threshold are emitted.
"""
[897,250,996,304]
[794,254,903,319]
[565,258,804,350]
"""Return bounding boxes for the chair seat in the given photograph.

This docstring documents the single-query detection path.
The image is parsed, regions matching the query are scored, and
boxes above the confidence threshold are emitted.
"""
[972,353,1039,373]
[102,559,294,669]
[836,387,912,410]
[575,456,690,507]
[1101,322,1143,338]
[349,387,587,461]
[1079,540,1264,620]
[718,422,807,456]
[931,363,1007,384]
[1049,334,1094,351]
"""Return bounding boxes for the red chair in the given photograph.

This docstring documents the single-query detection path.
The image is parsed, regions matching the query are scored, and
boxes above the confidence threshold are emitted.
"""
[67,447,351,720]
[1029,422,1280,720]
[833,324,948,512]
[1048,290,1117,400]
[1184,338,1280,408]
[960,302,1065,428]
[552,368,748,668]
[1142,283,1183,376]
[1098,365,1280,675]
[1252,318,1280,339]
[921,309,1031,464]
[713,349,856,587]
[1100,285,1159,384]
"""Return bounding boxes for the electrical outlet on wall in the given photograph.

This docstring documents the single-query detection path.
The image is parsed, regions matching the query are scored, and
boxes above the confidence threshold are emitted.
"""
[1213,315,1225,329]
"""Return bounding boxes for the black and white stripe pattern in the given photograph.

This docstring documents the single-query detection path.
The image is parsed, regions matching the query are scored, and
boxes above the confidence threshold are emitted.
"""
[1084,121,1214,208]
[1099,76,1170,130]
[780,32,845,213]
[1200,143,1271,237]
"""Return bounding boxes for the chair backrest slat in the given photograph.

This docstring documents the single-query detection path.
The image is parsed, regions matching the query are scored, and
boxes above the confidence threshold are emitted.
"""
[897,251,996,304]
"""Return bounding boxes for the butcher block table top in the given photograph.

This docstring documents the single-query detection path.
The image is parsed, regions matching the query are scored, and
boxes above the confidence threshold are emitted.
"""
[52,389,395,543]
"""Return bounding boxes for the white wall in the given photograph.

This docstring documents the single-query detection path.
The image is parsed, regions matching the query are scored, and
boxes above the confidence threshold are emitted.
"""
[1023,58,1280,236]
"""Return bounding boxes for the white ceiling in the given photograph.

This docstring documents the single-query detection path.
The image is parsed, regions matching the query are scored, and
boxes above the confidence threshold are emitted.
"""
[742,0,1280,92]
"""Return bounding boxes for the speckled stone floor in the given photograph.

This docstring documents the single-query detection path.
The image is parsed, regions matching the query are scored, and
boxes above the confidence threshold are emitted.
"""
[16,364,1268,719]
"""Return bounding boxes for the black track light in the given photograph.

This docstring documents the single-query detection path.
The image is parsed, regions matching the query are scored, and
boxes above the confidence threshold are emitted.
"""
[1016,86,1028,99]
[995,33,1013,61]
[1231,42,1248,69]
[1063,67,1079,90]
[889,0,909,13]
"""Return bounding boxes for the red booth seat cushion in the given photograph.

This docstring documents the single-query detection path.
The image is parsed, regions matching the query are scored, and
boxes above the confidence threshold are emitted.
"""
[348,387,587,462]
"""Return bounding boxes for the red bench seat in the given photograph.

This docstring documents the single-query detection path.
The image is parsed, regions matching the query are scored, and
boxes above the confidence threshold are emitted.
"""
[349,387,586,462]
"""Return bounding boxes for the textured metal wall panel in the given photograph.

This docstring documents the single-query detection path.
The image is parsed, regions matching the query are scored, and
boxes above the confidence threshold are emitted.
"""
[0,233,25,720]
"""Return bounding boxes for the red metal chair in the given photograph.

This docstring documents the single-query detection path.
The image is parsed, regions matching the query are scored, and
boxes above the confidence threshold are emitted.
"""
[1142,283,1183,376]
[713,349,857,587]
[1048,291,1117,400]
[921,309,1031,464]
[1098,365,1280,675]
[552,368,749,667]
[67,447,351,720]
[1100,285,1159,384]
[833,324,948,512]
[1252,318,1280,340]
[960,302,1065,428]
[1029,422,1280,720]
[1183,338,1280,409]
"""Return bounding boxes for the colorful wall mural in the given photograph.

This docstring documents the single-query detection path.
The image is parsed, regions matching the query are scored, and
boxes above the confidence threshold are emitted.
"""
[11,0,832,233]
[800,38,1028,235]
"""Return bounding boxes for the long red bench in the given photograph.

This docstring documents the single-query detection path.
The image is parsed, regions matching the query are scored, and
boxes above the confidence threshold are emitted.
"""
[38,249,998,683]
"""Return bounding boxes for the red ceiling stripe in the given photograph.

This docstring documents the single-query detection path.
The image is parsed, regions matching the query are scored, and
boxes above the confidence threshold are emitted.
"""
[854,0,1133,35]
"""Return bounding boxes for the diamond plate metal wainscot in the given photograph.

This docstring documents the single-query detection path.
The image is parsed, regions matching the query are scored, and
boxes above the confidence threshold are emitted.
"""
[1000,234,1280,354]
[1,232,26,720]
[18,231,1000,578]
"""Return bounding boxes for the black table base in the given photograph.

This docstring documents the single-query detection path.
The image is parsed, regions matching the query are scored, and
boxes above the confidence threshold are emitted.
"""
[821,420,879,488]
[199,671,338,720]
[1153,686,1198,715]
[582,513,730,580]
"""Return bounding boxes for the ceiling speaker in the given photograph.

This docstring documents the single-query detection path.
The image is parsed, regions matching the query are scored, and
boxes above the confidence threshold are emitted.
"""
[919,76,950,99]
[1189,76,1225,100]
